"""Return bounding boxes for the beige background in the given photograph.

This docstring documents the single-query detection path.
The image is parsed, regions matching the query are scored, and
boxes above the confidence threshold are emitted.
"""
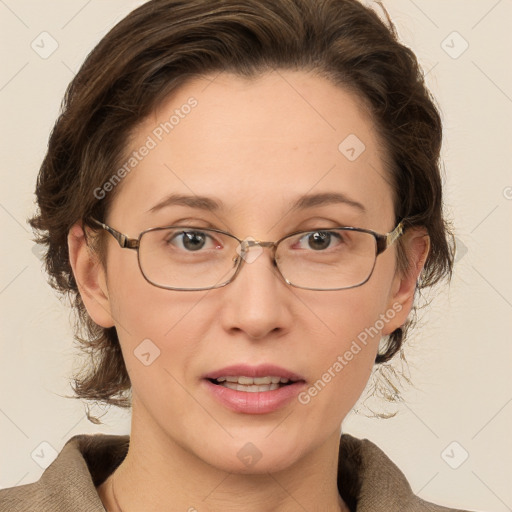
[1,1,511,510]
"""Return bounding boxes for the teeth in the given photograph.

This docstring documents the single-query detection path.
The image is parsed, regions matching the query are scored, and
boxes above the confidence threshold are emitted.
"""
[223,382,280,392]
[215,376,291,385]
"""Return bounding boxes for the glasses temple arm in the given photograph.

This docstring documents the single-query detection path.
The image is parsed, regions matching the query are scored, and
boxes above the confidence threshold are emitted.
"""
[89,218,139,249]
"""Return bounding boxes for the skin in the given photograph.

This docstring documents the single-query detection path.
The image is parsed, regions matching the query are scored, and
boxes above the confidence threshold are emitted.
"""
[68,70,430,512]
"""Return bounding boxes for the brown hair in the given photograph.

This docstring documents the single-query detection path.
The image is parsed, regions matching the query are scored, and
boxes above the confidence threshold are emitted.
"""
[29,0,453,426]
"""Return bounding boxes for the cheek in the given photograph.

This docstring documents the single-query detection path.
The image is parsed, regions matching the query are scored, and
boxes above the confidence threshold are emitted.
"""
[303,279,390,353]
[108,283,209,422]
[105,255,206,381]
[297,277,394,417]
[107,250,194,335]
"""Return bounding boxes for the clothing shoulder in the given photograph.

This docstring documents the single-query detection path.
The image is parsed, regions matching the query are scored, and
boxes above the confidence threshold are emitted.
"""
[0,432,480,512]
[340,433,477,512]
[0,434,129,512]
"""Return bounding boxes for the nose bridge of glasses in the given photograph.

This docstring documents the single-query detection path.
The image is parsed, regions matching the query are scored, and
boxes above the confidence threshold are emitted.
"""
[239,239,276,252]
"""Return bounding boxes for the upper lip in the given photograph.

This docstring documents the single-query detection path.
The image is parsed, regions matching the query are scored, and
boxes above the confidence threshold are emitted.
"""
[203,364,305,382]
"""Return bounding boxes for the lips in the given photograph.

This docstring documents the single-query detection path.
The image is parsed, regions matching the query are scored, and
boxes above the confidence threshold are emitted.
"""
[202,364,307,414]
[203,364,305,382]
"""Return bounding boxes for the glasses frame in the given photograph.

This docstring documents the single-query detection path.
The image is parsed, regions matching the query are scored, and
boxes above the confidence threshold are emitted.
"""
[90,218,405,291]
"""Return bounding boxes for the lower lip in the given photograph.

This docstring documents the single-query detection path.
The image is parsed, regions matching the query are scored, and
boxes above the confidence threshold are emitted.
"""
[202,379,306,414]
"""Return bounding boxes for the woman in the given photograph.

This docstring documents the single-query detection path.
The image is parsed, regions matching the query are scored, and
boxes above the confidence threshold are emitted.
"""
[0,0,476,510]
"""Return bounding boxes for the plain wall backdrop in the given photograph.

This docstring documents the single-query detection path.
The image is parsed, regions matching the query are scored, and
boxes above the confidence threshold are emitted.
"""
[0,1,511,511]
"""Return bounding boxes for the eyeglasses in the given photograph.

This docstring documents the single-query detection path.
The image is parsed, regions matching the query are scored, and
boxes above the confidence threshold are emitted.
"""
[90,218,405,291]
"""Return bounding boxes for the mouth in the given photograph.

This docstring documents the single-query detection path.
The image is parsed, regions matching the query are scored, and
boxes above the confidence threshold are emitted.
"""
[206,375,299,393]
[202,364,307,414]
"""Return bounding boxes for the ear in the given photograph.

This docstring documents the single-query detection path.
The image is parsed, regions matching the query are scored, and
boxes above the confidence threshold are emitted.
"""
[382,227,430,336]
[67,222,115,328]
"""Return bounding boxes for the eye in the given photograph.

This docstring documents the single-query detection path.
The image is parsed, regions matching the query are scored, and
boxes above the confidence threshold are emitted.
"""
[166,229,222,252]
[294,230,345,251]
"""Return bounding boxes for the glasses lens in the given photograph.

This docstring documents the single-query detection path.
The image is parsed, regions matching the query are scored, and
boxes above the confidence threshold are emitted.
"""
[139,227,240,290]
[138,226,377,291]
[275,228,377,290]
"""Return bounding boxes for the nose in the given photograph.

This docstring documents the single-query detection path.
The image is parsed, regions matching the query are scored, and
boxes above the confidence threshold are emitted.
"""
[219,243,293,340]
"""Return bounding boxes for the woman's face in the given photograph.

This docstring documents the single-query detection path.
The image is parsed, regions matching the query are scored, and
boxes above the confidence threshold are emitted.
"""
[87,71,412,473]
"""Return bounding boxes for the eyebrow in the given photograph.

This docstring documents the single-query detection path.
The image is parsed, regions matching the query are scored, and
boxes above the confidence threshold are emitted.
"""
[147,191,366,214]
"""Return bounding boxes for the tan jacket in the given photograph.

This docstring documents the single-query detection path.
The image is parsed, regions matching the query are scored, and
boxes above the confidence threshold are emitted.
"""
[0,433,475,511]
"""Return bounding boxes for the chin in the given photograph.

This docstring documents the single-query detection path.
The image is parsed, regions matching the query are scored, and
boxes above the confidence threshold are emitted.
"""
[199,436,305,475]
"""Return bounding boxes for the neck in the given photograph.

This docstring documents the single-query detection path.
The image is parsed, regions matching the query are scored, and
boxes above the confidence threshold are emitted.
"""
[98,405,349,512]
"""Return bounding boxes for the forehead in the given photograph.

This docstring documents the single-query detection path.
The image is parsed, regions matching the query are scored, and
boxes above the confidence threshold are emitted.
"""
[109,70,395,232]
